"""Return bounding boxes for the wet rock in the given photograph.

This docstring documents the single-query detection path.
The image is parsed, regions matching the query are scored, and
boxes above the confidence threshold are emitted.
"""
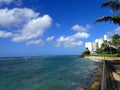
[80,87,87,90]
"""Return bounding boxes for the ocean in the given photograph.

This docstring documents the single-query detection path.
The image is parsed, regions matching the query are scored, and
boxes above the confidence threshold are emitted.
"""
[0,56,99,90]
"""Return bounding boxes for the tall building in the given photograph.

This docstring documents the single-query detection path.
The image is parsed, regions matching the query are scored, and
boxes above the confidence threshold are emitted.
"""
[92,42,98,51]
[85,42,98,52]
[85,35,108,53]
[104,35,108,41]
[95,38,104,48]
[85,42,93,52]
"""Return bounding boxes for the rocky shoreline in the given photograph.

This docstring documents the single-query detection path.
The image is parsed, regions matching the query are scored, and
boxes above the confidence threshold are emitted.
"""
[80,61,102,90]
[80,56,120,90]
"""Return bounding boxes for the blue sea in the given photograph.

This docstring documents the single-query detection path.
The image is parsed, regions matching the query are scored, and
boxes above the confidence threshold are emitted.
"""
[0,56,99,90]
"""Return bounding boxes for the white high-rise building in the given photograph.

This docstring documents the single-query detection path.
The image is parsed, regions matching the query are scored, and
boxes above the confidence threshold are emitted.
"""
[104,35,108,41]
[92,42,98,51]
[85,34,109,53]
[85,42,98,52]
[85,42,93,52]
[95,38,104,48]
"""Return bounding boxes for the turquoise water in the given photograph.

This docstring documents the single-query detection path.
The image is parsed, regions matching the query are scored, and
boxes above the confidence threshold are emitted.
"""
[0,56,99,90]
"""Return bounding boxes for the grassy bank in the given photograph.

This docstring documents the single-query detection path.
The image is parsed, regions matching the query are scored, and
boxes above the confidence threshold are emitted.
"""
[96,54,120,57]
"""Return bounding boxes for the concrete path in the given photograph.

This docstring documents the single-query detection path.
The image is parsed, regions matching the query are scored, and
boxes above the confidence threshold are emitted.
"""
[106,60,120,90]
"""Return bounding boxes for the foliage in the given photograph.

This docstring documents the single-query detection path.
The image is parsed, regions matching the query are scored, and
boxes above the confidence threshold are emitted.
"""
[95,15,120,25]
[82,48,90,56]
[96,34,120,55]
[111,34,120,47]
[97,53,120,57]
[96,48,104,54]
[101,0,120,14]
[95,0,120,25]
[104,46,117,54]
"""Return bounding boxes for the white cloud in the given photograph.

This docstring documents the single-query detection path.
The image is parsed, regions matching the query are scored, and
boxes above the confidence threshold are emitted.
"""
[0,31,13,38]
[0,8,52,45]
[0,0,22,5]
[0,8,39,27]
[55,23,61,27]
[0,0,13,4]
[114,27,120,34]
[54,24,91,48]
[54,32,89,47]
[26,39,43,46]
[71,24,91,32]
[86,24,92,29]
[12,15,52,42]
[70,32,90,39]
[46,36,55,42]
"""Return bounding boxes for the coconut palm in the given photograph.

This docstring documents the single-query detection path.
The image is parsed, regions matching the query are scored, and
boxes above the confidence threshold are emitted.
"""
[111,34,120,47]
[95,0,120,25]
[95,15,120,25]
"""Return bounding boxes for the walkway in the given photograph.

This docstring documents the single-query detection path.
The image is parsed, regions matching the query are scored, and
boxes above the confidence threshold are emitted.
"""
[105,60,120,90]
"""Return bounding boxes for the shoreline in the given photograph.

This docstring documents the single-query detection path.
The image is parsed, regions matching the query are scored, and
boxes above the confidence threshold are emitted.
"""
[82,56,120,90]
[84,56,120,61]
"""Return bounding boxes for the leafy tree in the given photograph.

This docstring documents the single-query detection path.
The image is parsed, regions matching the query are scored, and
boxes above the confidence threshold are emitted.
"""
[96,39,118,54]
[96,48,104,54]
[104,46,117,54]
[101,41,109,48]
[82,48,90,55]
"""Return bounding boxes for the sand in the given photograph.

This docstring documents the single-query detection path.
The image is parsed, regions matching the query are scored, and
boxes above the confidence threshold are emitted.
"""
[84,56,120,61]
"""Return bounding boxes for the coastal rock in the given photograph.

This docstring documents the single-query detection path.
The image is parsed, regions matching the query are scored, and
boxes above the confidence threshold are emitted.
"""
[80,87,87,90]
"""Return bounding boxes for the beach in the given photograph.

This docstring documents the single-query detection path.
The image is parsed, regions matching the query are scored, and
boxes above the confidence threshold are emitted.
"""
[84,56,120,61]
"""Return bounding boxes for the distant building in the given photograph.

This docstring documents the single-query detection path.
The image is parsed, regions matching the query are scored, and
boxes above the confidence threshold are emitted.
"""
[104,35,108,41]
[85,42,98,52]
[85,35,109,53]
[95,38,104,48]
[92,42,98,51]
[85,42,93,52]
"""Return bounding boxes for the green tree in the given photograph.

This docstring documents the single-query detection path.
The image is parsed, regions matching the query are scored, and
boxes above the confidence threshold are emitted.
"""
[95,0,120,25]
[96,40,118,54]
[111,34,120,47]
[82,48,90,55]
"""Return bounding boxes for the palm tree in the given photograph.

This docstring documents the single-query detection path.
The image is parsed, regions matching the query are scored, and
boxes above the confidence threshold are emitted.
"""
[111,34,120,48]
[95,0,120,25]
[108,40,112,54]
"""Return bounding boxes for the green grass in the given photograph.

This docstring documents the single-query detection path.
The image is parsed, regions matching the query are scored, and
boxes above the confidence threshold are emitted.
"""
[95,54,120,57]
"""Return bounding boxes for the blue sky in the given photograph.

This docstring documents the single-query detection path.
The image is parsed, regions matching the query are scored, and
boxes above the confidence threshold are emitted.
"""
[0,0,120,57]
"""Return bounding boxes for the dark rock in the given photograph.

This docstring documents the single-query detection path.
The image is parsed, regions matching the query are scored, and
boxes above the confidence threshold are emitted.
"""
[80,87,87,90]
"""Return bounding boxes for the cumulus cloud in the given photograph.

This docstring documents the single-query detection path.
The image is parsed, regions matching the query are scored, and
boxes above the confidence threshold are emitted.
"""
[55,23,61,27]
[0,0,22,5]
[12,15,52,42]
[107,26,120,37]
[46,36,55,42]
[0,0,13,4]
[0,8,52,46]
[71,24,91,32]
[54,32,89,47]
[114,26,120,34]
[0,8,39,27]
[26,39,44,46]
[0,31,13,38]
[54,24,91,48]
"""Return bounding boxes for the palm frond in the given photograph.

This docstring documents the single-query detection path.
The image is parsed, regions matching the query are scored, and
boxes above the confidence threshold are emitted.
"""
[94,16,113,23]
[95,15,120,25]
[102,1,120,10]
